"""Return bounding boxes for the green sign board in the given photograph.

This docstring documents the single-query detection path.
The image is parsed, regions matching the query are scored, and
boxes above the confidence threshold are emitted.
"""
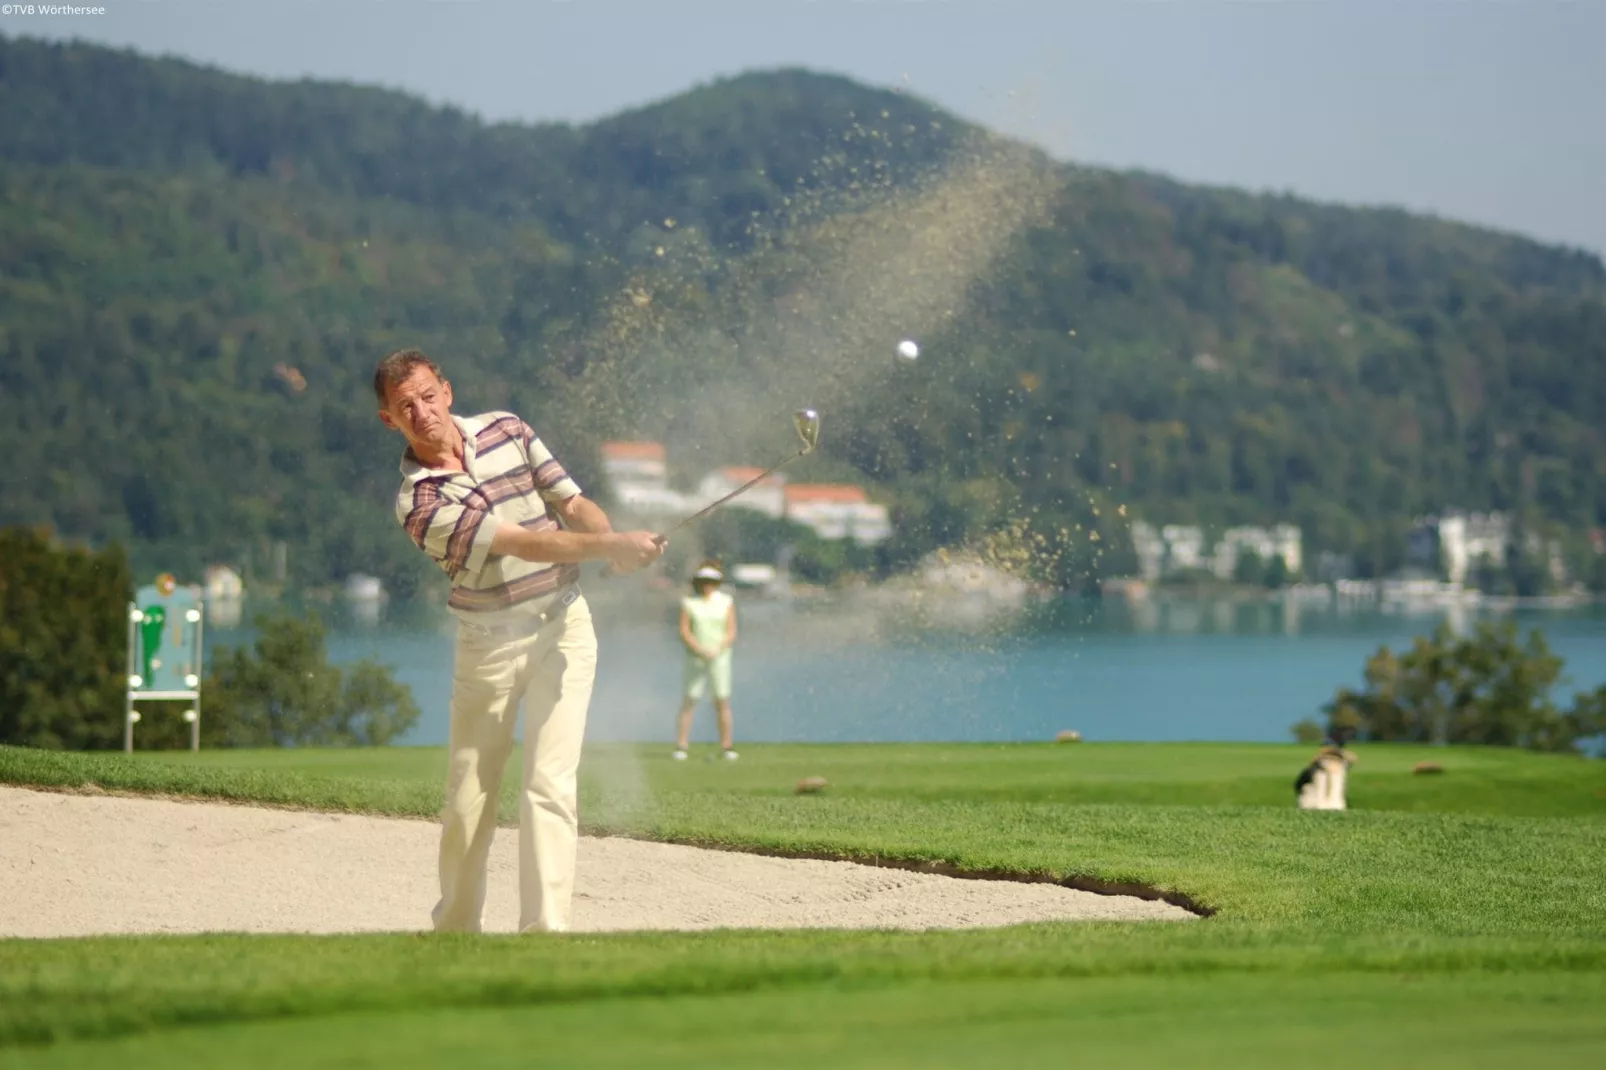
[126,572,206,753]
[130,575,203,694]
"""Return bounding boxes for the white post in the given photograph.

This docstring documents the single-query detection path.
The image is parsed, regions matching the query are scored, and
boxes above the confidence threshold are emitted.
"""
[191,605,204,752]
[125,602,138,754]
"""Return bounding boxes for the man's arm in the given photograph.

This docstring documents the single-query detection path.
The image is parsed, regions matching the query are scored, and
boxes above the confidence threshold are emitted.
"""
[553,493,614,535]
[490,521,660,570]
[518,427,660,571]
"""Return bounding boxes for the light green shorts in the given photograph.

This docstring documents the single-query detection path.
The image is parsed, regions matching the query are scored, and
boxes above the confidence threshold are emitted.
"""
[683,649,733,702]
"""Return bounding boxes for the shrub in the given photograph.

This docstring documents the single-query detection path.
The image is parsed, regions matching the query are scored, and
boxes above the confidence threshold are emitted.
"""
[202,612,420,747]
[0,527,130,750]
[1290,718,1326,745]
[1320,619,1604,754]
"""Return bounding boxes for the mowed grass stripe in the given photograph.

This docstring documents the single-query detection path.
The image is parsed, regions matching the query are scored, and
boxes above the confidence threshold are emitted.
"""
[8,971,1606,1070]
[7,741,1606,818]
[4,929,1606,1050]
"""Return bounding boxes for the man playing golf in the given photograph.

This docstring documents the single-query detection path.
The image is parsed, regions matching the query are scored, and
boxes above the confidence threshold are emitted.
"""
[375,348,664,934]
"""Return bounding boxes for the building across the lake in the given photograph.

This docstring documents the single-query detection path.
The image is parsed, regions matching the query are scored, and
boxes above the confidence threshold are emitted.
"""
[599,441,688,518]
[1130,521,1302,583]
[1211,525,1303,580]
[1408,510,1514,585]
[783,484,892,544]
[599,441,892,545]
[694,466,787,520]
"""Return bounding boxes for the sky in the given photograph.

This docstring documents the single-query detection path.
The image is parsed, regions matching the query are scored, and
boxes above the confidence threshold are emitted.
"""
[16,0,1606,255]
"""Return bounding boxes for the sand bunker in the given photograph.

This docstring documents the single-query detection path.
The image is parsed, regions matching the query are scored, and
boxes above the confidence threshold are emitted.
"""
[0,786,1195,937]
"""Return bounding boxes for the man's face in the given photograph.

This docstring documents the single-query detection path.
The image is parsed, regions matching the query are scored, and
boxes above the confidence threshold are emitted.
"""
[379,365,455,455]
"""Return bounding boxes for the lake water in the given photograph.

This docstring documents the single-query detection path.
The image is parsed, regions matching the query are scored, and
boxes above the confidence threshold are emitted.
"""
[206,590,1606,748]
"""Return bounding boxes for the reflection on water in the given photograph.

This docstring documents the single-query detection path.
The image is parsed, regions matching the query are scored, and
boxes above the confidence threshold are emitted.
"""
[200,590,1606,748]
[1097,592,1481,638]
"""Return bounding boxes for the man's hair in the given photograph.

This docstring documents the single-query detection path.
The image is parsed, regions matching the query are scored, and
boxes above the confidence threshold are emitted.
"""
[373,349,443,406]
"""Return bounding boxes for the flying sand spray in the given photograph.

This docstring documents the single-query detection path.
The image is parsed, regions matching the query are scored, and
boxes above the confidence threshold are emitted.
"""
[599,331,916,580]
[574,126,1063,798]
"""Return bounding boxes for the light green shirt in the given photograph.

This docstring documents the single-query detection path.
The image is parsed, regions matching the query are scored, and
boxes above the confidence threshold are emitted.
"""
[682,590,734,651]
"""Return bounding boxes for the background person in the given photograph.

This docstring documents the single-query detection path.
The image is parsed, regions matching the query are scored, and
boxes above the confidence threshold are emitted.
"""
[673,560,739,761]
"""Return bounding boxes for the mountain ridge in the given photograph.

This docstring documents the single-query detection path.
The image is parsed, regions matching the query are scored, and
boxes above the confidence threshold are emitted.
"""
[2,34,1602,595]
[9,32,1599,265]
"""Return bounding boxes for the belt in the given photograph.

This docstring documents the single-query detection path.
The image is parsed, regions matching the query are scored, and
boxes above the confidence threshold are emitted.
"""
[458,586,580,641]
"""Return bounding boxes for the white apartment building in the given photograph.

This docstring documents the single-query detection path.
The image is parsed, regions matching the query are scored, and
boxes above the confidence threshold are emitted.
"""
[1131,522,1209,580]
[1211,524,1303,580]
[1414,511,1512,585]
[599,441,894,546]
[1162,525,1208,571]
[1128,520,1302,582]
[693,466,787,520]
[784,484,892,544]
[599,441,690,516]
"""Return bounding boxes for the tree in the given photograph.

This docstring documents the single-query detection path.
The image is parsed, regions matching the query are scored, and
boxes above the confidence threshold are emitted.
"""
[202,612,419,747]
[1568,686,1606,757]
[1233,548,1265,586]
[697,509,810,567]
[789,531,879,586]
[0,527,131,750]
[1506,546,1553,598]
[1263,553,1290,589]
[1290,718,1325,744]
[1319,619,1603,753]
[1471,552,1510,596]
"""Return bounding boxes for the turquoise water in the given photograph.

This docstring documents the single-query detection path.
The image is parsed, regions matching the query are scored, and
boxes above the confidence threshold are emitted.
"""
[213,594,1606,748]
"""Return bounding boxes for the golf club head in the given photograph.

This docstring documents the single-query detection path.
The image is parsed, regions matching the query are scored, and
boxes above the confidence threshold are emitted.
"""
[793,408,820,454]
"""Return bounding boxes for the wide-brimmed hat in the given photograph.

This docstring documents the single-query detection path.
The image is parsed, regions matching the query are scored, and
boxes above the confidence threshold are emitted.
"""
[692,565,724,582]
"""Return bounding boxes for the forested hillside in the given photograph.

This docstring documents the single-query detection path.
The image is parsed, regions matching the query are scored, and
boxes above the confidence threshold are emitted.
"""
[2,34,1603,593]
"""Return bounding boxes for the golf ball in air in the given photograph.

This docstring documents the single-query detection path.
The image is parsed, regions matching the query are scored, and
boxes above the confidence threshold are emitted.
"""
[896,339,920,363]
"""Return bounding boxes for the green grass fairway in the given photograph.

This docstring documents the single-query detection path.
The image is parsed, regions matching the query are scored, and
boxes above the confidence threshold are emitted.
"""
[2,741,1603,1067]
[7,972,1605,1070]
[8,739,1605,819]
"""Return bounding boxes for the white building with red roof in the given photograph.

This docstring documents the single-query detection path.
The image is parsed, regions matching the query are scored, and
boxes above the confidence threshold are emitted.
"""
[599,441,688,514]
[599,441,894,545]
[694,466,788,519]
[783,484,892,544]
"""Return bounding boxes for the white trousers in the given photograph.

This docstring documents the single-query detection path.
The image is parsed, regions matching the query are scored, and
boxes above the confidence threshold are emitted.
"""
[432,594,597,934]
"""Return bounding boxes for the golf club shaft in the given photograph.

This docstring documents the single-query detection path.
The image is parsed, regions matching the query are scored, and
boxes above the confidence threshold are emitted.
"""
[654,447,806,541]
[595,447,805,580]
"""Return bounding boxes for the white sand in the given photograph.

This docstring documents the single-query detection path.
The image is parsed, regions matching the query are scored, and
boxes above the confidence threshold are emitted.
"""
[0,785,1195,937]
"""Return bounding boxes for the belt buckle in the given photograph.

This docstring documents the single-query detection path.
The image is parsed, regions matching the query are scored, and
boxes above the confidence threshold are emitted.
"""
[538,586,579,624]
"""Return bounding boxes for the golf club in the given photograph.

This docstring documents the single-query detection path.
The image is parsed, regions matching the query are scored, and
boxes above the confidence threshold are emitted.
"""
[597,408,820,579]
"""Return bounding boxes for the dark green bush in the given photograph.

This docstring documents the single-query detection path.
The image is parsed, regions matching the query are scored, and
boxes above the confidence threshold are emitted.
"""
[203,612,420,747]
[1322,619,1605,753]
[0,527,131,749]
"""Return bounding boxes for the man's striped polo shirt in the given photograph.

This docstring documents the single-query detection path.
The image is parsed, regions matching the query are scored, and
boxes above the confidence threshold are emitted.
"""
[395,411,582,623]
